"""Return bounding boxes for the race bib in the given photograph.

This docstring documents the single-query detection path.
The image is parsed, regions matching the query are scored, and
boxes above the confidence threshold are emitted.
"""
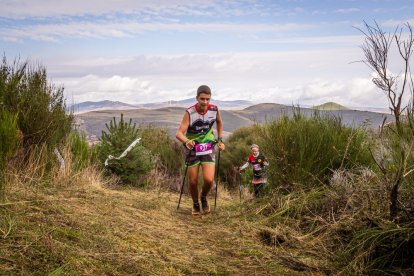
[252,164,262,170]
[195,142,213,156]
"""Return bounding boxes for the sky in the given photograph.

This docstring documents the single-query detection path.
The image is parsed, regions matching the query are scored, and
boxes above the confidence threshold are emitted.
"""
[1,0,414,109]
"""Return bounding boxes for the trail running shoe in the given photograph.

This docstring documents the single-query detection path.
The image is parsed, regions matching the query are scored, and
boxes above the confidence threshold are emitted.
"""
[192,202,201,216]
[201,196,210,214]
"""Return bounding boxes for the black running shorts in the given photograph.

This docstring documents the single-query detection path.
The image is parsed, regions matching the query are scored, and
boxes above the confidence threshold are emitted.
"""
[184,147,216,167]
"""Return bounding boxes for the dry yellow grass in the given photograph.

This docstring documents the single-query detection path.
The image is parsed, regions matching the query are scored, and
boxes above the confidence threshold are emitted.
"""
[0,163,326,275]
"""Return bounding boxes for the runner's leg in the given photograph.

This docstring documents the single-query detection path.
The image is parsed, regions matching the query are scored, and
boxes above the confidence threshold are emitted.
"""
[201,163,215,196]
[188,165,200,202]
[201,163,215,213]
[254,183,264,197]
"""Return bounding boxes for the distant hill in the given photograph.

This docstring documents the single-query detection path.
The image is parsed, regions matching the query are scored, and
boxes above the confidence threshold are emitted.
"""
[143,98,252,109]
[69,100,139,113]
[312,102,349,110]
[76,102,393,141]
[69,99,253,113]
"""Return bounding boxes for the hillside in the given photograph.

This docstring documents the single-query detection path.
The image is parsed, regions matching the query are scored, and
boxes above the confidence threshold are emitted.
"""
[69,99,253,113]
[312,102,349,110]
[69,100,139,113]
[76,103,391,141]
[1,176,321,274]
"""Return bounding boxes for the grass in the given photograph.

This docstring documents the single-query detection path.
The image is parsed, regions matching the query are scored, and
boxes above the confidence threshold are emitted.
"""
[0,163,327,275]
[2,140,413,275]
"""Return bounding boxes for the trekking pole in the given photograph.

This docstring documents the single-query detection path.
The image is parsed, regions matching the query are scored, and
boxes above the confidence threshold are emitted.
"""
[177,149,191,210]
[239,172,243,203]
[214,148,221,211]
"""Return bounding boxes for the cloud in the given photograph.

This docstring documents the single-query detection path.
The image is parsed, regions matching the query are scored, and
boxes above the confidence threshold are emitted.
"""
[0,20,314,42]
[382,18,414,27]
[61,75,158,104]
[253,34,363,46]
[1,0,214,19]
[335,8,361,14]
[59,73,390,110]
[0,0,297,19]
[55,52,394,110]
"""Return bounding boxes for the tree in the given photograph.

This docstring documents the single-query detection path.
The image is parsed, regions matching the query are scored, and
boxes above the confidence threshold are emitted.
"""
[96,114,155,185]
[358,21,414,218]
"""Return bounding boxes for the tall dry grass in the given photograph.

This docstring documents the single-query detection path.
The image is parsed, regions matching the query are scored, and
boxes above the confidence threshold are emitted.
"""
[1,134,294,275]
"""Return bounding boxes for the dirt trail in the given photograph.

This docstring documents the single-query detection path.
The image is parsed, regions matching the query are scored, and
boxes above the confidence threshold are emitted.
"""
[3,181,321,275]
[65,184,313,275]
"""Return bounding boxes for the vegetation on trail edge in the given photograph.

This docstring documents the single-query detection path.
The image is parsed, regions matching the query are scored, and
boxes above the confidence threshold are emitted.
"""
[1,169,316,275]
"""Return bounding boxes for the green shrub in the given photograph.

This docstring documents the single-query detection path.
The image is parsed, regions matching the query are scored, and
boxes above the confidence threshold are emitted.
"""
[377,118,414,191]
[96,114,155,186]
[68,131,91,171]
[259,111,373,191]
[0,109,19,162]
[0,109,20,199]
[0,57,73,155]
[137,125,183,176]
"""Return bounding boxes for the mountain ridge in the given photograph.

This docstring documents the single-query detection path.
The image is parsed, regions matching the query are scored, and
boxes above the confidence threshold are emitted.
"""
[69,99,253,113]
[76,102,392,143]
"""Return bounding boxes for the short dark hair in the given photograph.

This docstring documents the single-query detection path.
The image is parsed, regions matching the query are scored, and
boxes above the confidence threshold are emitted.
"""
[197,85,211,97]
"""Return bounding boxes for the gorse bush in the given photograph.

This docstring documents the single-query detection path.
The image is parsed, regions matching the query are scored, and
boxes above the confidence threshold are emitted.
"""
[220,111,373,192]
[0,109,20,200]
[67,131,92,171]
[0,109,20,163]
[0,57,73,155]
[137,125,183,176]
[96,114,155,185]
[259,111,373,191]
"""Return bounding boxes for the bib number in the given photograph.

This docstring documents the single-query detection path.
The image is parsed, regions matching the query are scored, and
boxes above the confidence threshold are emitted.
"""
[253,164,262,170]
[195,142,213,156]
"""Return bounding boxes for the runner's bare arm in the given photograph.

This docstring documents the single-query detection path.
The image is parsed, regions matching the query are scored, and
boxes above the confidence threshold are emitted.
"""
[176,112,194,149]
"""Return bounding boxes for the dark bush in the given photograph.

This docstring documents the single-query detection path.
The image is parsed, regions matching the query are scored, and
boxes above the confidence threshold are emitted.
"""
[0,57,73,154]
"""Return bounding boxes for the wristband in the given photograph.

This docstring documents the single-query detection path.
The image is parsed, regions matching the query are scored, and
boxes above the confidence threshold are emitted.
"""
[218,136,223,142]
[184,139,193,147]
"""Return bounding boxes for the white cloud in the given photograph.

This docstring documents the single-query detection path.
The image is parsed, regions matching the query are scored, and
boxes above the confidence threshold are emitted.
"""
[301,79,345,101]
[335,8,360,14]
[254,34,363,46]
[48,47,383,108]
[59,73,389,110]
[0,0,212,18]
[61,75,157,104]
[0,20,314,42]
[0,0,295,19]
[382,18,414,27]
